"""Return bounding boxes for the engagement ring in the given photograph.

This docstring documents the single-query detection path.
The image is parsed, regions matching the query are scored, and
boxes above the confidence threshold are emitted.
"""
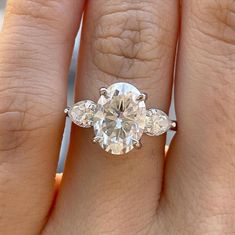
[65,82,177,155]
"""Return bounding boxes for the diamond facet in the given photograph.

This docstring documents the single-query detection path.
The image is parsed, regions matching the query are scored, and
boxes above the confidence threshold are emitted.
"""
[68,100,96,128]
[93,83,146,155]
[145,109,172,136]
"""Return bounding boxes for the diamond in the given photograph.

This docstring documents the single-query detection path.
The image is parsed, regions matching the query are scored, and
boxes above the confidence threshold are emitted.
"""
[68,100,96,128]
[93,83,146,155]
[145,109,172,136]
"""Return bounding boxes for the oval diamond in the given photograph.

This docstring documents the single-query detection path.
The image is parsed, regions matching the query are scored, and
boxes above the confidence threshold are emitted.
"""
[68,100,96,128]
[145,109,172,136]
[93,83,146,155]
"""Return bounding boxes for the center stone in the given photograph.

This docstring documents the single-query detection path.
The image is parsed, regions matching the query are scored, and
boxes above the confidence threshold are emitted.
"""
[93,82,146,155]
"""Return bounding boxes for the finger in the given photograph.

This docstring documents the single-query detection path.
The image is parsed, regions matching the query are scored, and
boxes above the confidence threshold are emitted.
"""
[45,1,179,234]
[159,0,235,233]
[0,0,84,234]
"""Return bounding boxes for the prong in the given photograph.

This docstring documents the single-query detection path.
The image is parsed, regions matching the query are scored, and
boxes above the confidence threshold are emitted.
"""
[136,93,148,102]
[89,103,97,112]
[170,121,177,131]
[99,87,109,98]
[93,136,102,144]
[64,107,70,115]
[146,109,153,117]
[133,139,142,149]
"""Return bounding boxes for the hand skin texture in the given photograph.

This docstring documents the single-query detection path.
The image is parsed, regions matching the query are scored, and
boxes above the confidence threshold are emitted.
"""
[0,0,235,234]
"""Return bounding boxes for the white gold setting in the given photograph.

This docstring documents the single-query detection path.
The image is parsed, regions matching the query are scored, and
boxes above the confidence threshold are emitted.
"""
[65,82,177,155]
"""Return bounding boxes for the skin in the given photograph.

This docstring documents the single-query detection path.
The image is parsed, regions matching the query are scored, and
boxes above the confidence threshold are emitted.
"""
[0,0,234,234]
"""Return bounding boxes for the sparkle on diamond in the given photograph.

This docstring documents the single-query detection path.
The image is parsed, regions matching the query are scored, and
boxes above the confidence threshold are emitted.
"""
[69,100,96,128]
[93,83,146,155]
[145,109,172,136]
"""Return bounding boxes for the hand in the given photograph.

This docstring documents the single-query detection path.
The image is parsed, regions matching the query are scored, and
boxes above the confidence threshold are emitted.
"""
[0,0,234,234]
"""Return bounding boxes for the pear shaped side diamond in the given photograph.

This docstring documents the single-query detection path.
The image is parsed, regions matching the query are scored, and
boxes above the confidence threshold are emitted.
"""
[145,109,172,136]
[68,100,96,128]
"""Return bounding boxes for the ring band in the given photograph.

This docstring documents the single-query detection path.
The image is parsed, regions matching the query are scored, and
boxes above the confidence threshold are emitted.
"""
[65,82,177,155]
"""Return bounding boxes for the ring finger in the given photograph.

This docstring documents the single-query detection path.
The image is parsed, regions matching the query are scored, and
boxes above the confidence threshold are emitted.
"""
[45,1,179,234]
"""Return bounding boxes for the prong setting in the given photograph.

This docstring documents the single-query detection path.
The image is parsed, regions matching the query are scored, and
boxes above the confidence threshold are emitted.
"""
[136,93,147,102]
[89,103,97,112]
[99,87,109,98]
[65,82,177,156]
[170,121,177,131]
[93,136,102,144]
[133,139,142,149]
[64,107,70,115]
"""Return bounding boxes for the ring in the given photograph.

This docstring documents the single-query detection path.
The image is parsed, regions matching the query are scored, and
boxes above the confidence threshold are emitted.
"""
[65,82,177,155]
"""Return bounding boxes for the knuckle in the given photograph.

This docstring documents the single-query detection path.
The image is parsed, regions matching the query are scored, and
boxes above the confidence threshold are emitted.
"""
[0,85,62,152]
[0,110,28,152]
[0,32,65,154]
[158,197,235,235]
[91,2,175,80]
[6,0,59,23]
[195,208,235,234]
[191,0,235,45]
[0,89,36,152]
[4,0,75,39]
[0,33,63,82]
[0,39,65,153]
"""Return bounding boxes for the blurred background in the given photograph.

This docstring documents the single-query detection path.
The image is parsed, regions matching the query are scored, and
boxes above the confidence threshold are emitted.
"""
[0,1,5,26]
[0,1,175,172]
